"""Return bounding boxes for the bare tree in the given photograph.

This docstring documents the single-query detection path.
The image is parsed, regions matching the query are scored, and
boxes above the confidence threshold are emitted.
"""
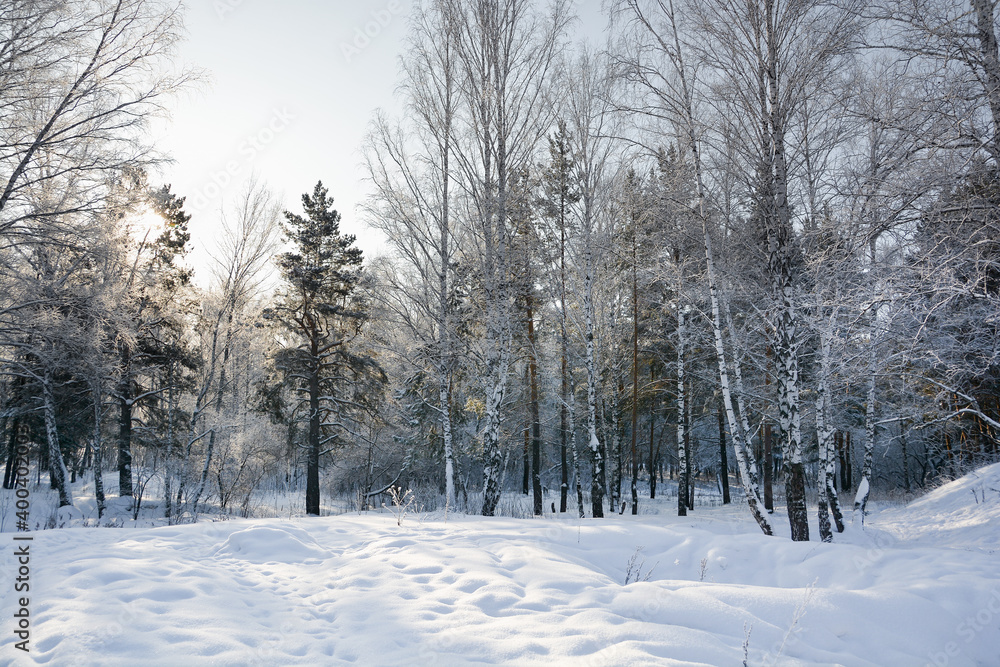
[447,0,569,516]
[0,0,192,236]
[564,47,618,518]
[179,178,279,519]
[365,0,461,507]
[610,0,774,534]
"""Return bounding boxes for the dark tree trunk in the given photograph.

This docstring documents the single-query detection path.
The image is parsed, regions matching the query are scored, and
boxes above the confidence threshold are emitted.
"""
[649,365,657,500]
[560,352,569,511]
[719,402,731,504]
[3,418,17,490]
[522,405,530,495]
[92,383,106,518]
[118,347,133,497]
[848,430,855,488]
[764,423,774,512]
[605,401,615,515]
[529,300,542,516]
[306,337,321,516]
[901,426,911,493]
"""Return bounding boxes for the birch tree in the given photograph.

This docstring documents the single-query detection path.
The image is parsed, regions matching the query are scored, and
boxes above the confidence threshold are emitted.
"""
[447,0,569,516]
[611,0,774,534]
[0,0,191,236]
[564,47,617,518]
[366,0,461,507]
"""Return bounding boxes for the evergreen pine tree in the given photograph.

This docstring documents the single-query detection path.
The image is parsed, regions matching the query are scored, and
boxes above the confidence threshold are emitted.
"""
[266,182,378,516]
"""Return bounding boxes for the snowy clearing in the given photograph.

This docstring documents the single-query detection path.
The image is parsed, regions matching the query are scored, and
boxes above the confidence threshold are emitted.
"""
[2,466,1000,666]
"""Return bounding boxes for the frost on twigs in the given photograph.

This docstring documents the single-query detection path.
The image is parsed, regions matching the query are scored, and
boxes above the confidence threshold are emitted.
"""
[383,486,415,527]
[623,546,656,585]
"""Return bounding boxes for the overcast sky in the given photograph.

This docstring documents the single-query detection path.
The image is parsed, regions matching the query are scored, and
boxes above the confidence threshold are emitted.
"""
[151,1,606,283]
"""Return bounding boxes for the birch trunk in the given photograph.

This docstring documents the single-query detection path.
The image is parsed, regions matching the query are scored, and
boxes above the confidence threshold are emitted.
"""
[570,382,584,518]
[42,375,72,507]
[677,289,688,517]
[765,0,808,541]
[584,224,604,518]
[854,314,877,522]
[663,0,771,533]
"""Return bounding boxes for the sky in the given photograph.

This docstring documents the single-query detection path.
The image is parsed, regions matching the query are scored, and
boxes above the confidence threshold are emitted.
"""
[151,0,607,285]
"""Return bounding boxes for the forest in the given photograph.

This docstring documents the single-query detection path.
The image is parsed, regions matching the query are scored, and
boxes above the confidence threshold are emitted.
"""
[3,0,1000,547]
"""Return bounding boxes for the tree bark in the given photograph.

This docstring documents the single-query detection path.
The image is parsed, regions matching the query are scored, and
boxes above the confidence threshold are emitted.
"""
[765,0,808,541]
[528,298,542,515]
[719,401,730,504]
[306,335,321,516]
[42,376,72,507]
[631,245,640,515]
[118,345,133,497]
[677,281,688,517]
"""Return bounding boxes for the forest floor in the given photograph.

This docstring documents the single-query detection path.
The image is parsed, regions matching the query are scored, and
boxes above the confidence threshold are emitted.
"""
[1,465,999,666]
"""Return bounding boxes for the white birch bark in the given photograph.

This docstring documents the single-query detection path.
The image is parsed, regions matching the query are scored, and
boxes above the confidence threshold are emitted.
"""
[677,296,688,517]
[42,375,73,507]
[854,306,877,523]
[584,231,604,517]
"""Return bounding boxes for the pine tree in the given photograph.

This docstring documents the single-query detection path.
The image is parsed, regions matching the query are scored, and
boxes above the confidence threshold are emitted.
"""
[266,182,380,516]
[538,120,581,514]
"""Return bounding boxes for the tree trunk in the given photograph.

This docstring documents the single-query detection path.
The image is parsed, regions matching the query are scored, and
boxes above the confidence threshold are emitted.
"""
[677,288,688,517]
[650,365,658,500]
[685,380,694,510]
[3,418,18,490]
[118,345,133,497]
[719,401,730,504]
[522,365,530,496]
[569,385,584,518]
[528,300,542,515]
[662,12,770,532]
[973,0,1000,164]
[91,380,106,518]
[608,397,620,513]
[584,224,604,518]
[481,338,511,517]
[901,423,910,493]
[42,376,72,507]
[764,423,774,512]
[816,330,834,542]
[306,337,321,516]
[631,257,640,515]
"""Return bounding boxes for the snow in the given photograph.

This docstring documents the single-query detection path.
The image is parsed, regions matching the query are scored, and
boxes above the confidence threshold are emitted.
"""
[2,468,1000,666]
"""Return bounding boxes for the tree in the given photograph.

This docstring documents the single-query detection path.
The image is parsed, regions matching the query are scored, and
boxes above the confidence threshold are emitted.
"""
[177,178,279,519]
[537,120,582,513]
[114,176,192,499]
[611,0,774,534]
[564,47,618,518]
[365,0,461,508]
[0,0,191,236]
[266,182,379,516]
[447,0,569,516]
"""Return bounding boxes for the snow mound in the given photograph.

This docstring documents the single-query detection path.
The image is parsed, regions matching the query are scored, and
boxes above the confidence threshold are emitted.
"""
[877,462,1000,552]
[212,525,331,563]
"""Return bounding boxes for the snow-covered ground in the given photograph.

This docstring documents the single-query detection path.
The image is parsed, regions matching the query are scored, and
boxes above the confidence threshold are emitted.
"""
[2,467,1000,666]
